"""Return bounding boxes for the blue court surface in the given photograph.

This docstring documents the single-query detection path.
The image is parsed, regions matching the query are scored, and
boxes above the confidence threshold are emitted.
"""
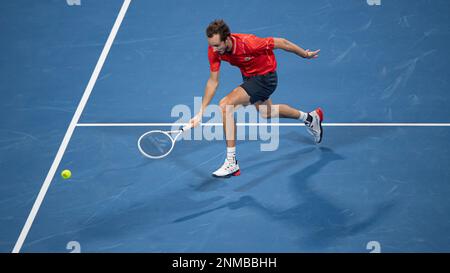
[1,0,450,253]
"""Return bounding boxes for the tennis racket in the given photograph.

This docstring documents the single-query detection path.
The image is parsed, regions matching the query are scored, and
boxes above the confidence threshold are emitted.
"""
[137,124,192,159]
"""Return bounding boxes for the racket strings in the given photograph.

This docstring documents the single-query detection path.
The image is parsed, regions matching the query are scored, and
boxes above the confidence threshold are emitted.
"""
[139,131,174,158]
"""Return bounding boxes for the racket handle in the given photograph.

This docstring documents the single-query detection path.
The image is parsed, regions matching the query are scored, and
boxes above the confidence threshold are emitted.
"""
[182,123,193,131]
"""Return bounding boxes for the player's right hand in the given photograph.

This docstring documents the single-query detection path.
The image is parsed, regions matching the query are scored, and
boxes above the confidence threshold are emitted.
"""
[189,112,202,128]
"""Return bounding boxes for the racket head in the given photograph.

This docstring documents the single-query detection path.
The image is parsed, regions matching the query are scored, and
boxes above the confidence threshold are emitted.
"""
[137,130,175,159]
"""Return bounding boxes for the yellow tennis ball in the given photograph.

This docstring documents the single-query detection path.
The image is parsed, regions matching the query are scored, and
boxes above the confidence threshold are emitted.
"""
[61,169,72,179]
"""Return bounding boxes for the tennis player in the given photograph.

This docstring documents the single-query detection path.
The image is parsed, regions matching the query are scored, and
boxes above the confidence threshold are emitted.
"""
[189,19,323,178]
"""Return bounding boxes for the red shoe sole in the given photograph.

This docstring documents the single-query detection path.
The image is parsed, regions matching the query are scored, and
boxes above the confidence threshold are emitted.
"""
[316,108,324,122]
[212,169,241,178]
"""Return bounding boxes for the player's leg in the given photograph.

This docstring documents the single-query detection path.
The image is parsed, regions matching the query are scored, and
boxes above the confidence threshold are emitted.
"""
[212,86,250,178]
[255,99,302,119]
[219,86,250,148]
[255,99,324,144]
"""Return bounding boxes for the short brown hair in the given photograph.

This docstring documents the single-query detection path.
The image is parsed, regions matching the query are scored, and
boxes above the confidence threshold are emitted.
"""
[206,19,231,41]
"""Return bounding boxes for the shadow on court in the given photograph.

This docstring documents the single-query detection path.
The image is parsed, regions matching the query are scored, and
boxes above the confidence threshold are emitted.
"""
[174,146,397,249]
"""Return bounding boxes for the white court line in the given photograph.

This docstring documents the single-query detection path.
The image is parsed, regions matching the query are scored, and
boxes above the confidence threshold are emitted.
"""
[12,0,132,253]
[76,122,450,127]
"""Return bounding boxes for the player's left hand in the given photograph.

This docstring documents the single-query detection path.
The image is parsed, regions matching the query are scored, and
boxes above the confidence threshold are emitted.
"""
[305,49,320,59]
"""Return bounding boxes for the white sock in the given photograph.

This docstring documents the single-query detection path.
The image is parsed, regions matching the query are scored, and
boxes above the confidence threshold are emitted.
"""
[298,110,308,122]
[227,146,236,163]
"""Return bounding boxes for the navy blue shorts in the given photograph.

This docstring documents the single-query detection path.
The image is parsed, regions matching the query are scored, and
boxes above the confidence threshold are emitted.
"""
[240,71,278,104]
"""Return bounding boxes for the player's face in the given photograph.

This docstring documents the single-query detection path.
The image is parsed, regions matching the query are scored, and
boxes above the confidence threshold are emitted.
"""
[208,34,227,55]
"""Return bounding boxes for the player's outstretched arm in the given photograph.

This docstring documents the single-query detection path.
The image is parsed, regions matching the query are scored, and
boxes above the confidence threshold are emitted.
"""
[189,71,220,128]
[273,37,320,59]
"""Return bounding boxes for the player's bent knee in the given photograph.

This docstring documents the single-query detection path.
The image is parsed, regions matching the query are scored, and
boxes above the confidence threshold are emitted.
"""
[256,105,272,119]
[259,110,272,119]
[219,98,234,115]
[259,111,271,119]
[219,98,227,112]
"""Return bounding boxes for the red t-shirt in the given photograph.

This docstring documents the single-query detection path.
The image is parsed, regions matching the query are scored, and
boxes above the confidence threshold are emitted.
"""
[208,33,277,77]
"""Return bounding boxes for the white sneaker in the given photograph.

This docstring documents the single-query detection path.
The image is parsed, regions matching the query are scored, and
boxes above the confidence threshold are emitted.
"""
[212,159,241,178]
[305,108,324,144]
